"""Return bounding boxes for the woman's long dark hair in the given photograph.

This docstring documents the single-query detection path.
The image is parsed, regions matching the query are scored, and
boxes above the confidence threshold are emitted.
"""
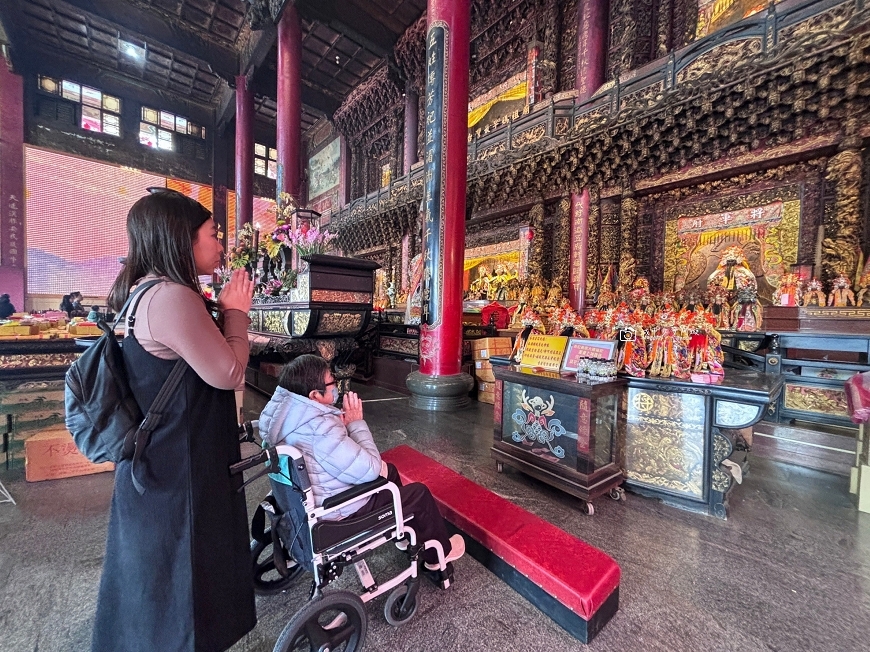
[108,189,216,313]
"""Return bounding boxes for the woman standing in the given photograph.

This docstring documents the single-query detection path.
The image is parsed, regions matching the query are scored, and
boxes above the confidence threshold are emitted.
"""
[92,189,256,652]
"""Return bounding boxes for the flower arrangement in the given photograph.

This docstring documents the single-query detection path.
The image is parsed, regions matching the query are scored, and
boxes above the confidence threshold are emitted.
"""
[227,223,257,270]
[285,226,338,258]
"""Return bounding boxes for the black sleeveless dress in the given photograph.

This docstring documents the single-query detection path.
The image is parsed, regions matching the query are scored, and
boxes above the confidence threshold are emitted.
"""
[91,331,256,652]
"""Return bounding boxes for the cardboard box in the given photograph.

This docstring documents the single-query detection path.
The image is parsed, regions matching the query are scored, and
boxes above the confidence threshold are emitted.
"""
[471,337,513,361]
[477,390,495,405]
[477,381,495,394]
[25,427,114,482]
[474,360,496,382]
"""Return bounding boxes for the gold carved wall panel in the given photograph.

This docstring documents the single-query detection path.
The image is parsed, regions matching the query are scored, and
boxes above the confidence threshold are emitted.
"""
[783,384,848,418]
[623,388,706,499]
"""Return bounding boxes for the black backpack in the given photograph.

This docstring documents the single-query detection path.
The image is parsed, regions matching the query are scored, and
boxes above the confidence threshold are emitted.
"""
[64,280,187,493]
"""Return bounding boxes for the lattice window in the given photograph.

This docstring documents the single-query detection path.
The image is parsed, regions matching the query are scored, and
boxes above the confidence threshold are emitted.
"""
[254,143,277,179]
[37,75,121,136]
[140,106,206,151]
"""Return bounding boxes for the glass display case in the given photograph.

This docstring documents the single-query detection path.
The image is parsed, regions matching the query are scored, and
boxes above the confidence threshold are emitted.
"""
[491,365,627,514]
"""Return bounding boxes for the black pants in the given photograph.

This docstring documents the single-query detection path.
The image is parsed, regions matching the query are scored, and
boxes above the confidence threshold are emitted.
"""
[351,463,451,565]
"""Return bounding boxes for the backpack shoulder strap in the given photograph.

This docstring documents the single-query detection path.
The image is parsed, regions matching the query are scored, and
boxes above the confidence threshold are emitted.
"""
[110,279,164,332]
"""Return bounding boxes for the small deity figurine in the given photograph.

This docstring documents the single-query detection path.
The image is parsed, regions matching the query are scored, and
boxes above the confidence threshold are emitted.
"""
[529,277,547,310]
[730,284,763,332]
[828,274,856,307]
[510,307,544,363]
[706,283,732,331]
[802,278,826,307]
[386,282,396,309]
[545,279,564,309]
[776,273,802,307]
[707,245,757,293]
[596,286,617,310]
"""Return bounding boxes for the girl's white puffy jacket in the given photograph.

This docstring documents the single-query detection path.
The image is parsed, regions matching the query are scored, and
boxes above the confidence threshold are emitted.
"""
[258,386,382,519]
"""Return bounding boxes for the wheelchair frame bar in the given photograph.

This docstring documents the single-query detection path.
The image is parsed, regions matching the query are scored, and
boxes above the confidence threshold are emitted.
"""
[267,444,450,599]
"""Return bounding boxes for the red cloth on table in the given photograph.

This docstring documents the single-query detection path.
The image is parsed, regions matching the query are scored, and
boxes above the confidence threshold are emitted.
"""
[481,302,510,329]
[845,371,870,424]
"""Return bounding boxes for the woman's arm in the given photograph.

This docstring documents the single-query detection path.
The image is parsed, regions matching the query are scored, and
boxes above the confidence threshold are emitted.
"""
[137,283,250,390]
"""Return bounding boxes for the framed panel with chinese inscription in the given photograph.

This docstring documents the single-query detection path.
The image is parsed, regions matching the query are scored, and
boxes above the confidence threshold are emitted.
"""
[519,334,568,371]
[561,338,617,372]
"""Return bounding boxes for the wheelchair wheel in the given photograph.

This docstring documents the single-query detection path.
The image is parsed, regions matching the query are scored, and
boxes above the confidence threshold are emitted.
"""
[384,584,418,627]
[251,535,304,596]
[273,590,366,652]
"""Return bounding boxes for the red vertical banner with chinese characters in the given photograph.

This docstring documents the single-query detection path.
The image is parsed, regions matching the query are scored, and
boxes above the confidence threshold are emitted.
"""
[0,63,26,307]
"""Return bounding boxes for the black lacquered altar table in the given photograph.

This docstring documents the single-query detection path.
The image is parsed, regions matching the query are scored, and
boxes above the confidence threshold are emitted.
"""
[622,371,783,519]
[490,363,783,519]
[490,365,627,514]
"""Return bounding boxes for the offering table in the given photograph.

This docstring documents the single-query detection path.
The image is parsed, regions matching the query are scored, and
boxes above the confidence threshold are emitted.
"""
[491,365,627,515]
[490,363,783,519]
[622,371,783,519]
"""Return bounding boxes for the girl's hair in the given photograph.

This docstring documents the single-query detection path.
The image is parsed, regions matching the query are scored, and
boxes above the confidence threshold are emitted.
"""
[277,354,329,397]
[107,189,215,312]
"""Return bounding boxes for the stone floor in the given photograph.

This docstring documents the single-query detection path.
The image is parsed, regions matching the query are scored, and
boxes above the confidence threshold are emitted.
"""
[1,381,870,652]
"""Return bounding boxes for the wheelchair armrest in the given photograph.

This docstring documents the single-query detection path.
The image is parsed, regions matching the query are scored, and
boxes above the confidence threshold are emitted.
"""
[322,476,389,509]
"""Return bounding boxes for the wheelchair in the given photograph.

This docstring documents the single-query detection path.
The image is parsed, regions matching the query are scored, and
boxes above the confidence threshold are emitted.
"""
[232,421,455,652]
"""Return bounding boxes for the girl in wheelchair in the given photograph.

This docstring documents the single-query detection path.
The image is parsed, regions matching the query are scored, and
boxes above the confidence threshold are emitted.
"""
[238,355,465,650]
[258,354,465,571]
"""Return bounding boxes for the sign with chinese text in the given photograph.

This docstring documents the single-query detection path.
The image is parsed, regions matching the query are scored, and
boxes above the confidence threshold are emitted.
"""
[421,23,447,327]
[561,338,617,372]
[519,334,569,371]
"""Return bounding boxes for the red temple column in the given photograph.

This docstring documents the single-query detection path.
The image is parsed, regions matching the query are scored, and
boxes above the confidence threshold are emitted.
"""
[406,0,474,410]
[569,0,609,309]
[276,5,302,212]
[0,62,25,309]
[234,74,254,229]
[403,85,419,175]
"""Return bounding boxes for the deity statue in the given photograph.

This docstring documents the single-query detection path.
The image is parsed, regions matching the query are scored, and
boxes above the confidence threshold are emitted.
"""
[386,282,396,309]
[545,279,564,309]
[801,278,826,307]
[706,283,732,331]
[730,284,763,332]
[509,283,530,327]
[596,286,617,310]
[828,274,856,307]
[529,277,547,310]
[469,265,492,299]
[405,253,424,324]
[776,273,802,307]
[707,245,757,294]
[492,264,510,301]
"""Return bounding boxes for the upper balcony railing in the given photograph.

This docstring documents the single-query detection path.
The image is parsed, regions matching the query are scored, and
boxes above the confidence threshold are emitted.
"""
[332,0,853,227]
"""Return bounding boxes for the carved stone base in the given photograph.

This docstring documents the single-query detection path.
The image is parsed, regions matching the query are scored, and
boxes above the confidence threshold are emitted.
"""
[406,371,474,411]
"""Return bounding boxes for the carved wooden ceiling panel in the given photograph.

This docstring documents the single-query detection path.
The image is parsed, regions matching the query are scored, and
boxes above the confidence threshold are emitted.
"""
[17,0,223,103]
[130,0,248,45]
[254,95,323,132]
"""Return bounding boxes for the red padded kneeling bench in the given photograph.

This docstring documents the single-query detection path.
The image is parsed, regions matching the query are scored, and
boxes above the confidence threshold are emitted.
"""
[381,445,621,643]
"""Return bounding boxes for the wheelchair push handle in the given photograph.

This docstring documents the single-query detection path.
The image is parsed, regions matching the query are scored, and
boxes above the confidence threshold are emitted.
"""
[238,420,259,443]
[230,447,275,475]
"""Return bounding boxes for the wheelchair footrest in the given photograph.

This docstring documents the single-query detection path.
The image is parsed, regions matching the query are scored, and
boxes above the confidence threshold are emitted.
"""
[422,562,454,590]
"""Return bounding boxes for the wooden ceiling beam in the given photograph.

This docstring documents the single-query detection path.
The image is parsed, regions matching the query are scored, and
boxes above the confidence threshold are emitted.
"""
[296,0,395,58]
[54,0,239,81]
[249,64,340,116]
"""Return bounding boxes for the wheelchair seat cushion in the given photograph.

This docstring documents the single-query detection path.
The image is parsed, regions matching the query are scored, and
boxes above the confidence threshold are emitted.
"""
[311,504,411,554]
